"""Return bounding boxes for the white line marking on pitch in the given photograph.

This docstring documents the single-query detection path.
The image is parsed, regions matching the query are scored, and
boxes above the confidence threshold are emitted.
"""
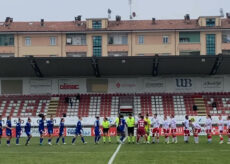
[108,137,127,164]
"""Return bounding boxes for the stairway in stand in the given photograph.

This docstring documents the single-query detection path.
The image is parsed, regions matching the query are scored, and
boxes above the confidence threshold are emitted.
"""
[47,97,59,116]
[194,97,206,116]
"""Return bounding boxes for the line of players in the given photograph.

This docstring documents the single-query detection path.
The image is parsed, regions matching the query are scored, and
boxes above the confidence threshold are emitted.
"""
[0,115,87,146]
[0,114,230,146]
[114,113,230,144]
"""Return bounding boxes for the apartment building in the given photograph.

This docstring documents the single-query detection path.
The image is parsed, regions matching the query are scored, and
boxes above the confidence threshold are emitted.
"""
[0,15,230,57]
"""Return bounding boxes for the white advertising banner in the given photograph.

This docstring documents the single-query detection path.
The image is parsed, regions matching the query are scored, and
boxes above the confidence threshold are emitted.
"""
[29,79,52,94]
[170,77,200,92]
[58,79,86,94]
[142,78,166,92]
[201,77,224,92]
[108,78,138,93]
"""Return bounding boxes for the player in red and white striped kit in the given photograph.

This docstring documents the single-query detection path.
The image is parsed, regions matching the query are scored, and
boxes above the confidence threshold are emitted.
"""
[162,115,170,144]
[170,115,177,144]
[218,115,224,144]
[152,114,160,144]
[189,118,201,144]
[227,116,230,144]
[183,115,190,143]
[205,115,213,143]
[136,115,148,144]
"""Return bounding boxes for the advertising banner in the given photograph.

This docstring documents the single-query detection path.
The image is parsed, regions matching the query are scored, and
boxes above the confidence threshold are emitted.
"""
[58,79,86,94]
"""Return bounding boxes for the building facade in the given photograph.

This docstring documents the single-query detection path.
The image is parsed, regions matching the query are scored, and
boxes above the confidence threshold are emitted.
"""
[0,16,230,57]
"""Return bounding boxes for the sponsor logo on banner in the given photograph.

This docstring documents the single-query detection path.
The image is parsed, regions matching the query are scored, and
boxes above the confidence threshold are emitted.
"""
[115,82,136,89]
[66,128,91,136]
[91,127,117,136]
[2,128,66,137]
[176,79,192,88]
[143,79,165,92]
[58,79,86,94]
[60,83,79,90]
[202,78,223,89]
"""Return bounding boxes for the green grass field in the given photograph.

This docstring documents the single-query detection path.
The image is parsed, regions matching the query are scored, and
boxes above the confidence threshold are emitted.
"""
[0,136,229,164]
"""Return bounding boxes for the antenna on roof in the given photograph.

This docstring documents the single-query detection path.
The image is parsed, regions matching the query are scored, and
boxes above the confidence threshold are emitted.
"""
[220,8,224,17]
[108,9,112,19]
[128,0,136,20]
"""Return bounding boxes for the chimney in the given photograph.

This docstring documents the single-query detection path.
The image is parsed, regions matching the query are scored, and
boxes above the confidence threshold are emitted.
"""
[152,18,156,24]
[227,13,230,19]
[4,17,13,26]
[41,19,44,26]
[115,15,121,25]
[184,14,191,23]
[75,15,83,26]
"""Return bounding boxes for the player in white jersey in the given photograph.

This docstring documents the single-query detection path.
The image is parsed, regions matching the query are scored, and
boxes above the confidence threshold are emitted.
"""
[152,114,160,144]
[182,115,190,143]
[205,115,213,143]
[227,116,230,144]
[189,118,201,144]
[218,115,224,144]
[170,115,177,144]
[162,115,170,144]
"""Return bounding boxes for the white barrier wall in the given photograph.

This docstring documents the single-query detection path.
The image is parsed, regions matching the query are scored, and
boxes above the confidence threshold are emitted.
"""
[0,75,230,94]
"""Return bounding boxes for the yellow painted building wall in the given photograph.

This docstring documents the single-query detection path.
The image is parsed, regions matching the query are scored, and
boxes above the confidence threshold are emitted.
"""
[131,32,176,56]
[17,34,63,57]
[0,28,228,57]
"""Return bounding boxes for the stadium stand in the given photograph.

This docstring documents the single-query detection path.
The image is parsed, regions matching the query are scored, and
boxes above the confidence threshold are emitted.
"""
[1,92,230,117]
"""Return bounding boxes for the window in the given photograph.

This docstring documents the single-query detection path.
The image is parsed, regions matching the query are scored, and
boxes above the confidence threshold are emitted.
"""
[222,50,230,55]
[0,53,14,57]
[93,36,102,57]
[25,37,31,46]
[180,51,200,56]
[66,52,87,57]
[138,36,144,44]
[163,36,169,44]
[66,34,86,45]
[0,34,14,46]
[179,32,200,43]
[50,37,56,46]
[222,32,230,43]
[108,34,128,45]
[108,52,128,57]
[206,18,215,27]
[92,20,102,29]
[206,34,216,55]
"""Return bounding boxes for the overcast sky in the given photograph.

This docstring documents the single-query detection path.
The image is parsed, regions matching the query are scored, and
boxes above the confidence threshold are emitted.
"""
[0,0,229,21]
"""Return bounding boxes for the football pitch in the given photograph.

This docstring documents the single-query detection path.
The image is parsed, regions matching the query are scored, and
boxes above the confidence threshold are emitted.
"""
[0,136,229,164]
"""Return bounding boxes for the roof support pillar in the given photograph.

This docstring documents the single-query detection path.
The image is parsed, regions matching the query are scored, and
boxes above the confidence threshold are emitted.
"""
[29,56,43,77]
[91,57,100,77]
[209,54,223,75]
[152,55,159,76]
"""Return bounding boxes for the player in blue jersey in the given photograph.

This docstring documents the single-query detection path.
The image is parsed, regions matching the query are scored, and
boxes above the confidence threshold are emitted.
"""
[47,115,54,145]
[25,117,32,146]
[39,115,45,145]
[0,115,2,145]
[94,116,101,144]
[56,118,66,145]
[118,115,126,144]
[6,116,12,146]
[16,118,22,145]
[72,116,86,145]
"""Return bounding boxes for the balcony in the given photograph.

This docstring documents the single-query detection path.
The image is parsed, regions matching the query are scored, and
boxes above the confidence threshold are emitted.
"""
[107,45,129,52]
[178,43,201,51]
[65,45,88,53]
[0,46,15,54]
[222,43,230,50]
